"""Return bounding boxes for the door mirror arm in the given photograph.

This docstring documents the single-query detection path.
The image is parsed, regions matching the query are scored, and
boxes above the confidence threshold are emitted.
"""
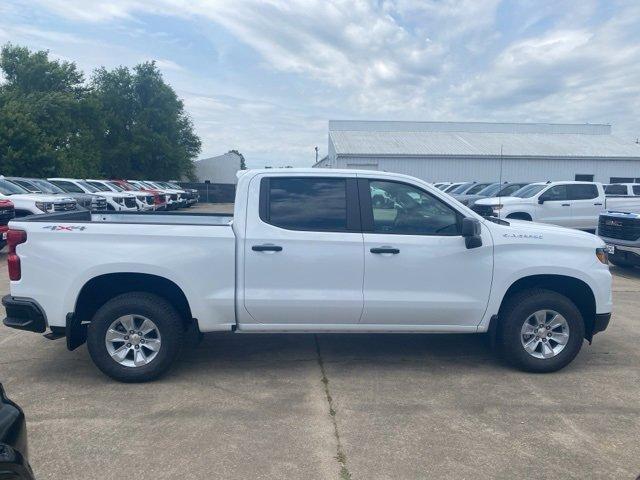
[462,217,482,249]
[538,196,545,204]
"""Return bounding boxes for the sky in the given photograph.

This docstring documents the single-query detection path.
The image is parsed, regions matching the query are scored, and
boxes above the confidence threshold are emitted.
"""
[1,0,639,168]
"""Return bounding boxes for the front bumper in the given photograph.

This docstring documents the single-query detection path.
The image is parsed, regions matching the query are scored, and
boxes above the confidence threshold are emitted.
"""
[2,296,47,333]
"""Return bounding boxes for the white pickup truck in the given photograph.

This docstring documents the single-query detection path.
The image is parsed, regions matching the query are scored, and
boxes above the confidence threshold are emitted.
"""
[3,169,612,382]
[473,181,640,230]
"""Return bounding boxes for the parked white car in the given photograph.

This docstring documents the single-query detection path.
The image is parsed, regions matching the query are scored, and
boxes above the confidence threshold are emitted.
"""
[473,181,640,230]
[0,177,77,216]
[85,180,155,211]
[3,169,612,382]
[48,178,138,212]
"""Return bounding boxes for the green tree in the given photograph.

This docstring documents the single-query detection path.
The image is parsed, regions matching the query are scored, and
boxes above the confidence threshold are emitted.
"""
[92,62,201,180]
[0,43,102,177]
[228,149,247,170]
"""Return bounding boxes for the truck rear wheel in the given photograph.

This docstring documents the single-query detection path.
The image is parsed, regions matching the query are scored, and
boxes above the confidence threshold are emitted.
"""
[87,292,184,382]
[498,289,584,372]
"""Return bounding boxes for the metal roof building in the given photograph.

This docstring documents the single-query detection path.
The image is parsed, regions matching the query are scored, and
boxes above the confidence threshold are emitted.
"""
[314,120,640,183]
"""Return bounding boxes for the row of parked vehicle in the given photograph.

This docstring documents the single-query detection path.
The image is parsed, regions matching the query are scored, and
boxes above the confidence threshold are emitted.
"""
[432,180,640,232]
[0,177,199,248]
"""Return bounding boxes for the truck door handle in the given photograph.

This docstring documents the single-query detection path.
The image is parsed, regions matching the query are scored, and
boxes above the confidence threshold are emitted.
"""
[561,204,570,206]
[594,203,603,206]
[252,244,283,252]
[370,247,400,254]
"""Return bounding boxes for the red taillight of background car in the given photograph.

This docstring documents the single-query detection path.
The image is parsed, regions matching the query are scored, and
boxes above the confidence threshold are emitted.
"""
[7,229,27,281]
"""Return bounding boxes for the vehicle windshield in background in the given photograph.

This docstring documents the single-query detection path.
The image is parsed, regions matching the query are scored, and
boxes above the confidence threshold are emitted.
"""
[443,183,463,193]
[77,181,100,193]
[496,183,529,197]
[141,181,160,189]
[465,183,492,195]
[0,178,29,195]
[87,181,112,192]
[7,179,41,192]
[476,183,502,196]
[106,182,125,192]
[450,182,474,194]
[31,179,66,194]
[512,184,546,198]
[112,181,133,191]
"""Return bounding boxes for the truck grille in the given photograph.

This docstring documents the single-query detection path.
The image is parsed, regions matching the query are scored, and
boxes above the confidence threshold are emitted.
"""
[170,194,178,201]
[54,201,77,211]
[0,206,15,224]
[471,204,494,217]
[598,214,640,241]
[124,197,137,208]
[91,198,108,210]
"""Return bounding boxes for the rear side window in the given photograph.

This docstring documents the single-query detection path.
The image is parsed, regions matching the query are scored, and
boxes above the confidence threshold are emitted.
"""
[633,186,640,195]
[605,184,627,195]
[261,177,349,231]
[567,184,599,200]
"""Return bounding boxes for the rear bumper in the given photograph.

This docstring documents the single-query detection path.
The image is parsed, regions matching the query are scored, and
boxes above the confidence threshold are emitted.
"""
[2,296,47,333]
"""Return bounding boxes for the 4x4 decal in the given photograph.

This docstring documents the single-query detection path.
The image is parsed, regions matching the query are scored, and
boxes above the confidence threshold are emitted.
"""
[42,225,87,231]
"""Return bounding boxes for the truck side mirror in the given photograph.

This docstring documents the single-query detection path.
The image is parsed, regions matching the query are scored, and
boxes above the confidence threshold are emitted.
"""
[462,217,482,249]
[538,196,545,204]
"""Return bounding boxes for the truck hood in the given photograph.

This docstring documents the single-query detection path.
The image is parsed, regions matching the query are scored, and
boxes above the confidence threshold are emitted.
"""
[475,196,528,207]
[485,217,603,247]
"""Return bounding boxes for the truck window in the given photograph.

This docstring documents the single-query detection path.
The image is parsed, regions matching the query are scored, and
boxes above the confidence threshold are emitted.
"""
[604,184,627,195]
[633,186,640,195]
[262,177,348,232]
[367,180,460,236]
[567,184,598,200]
[50,180,84,194]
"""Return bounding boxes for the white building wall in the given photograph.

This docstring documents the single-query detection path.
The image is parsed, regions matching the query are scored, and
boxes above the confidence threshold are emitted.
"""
[333,155,640,183]
[195,152,242,184]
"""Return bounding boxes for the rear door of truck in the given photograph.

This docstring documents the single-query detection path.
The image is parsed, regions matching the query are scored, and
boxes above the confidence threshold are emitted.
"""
[567,183,602,230]
[242,172,365,326]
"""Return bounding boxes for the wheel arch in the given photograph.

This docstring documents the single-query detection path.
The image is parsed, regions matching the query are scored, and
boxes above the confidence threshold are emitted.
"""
[506,212,532,221]
[497,274,597,341]
[68,273,194,350]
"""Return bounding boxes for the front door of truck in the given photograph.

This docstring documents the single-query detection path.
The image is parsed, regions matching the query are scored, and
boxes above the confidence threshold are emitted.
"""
[243,174,364,325]
[536,185,571,226]
[358,178,493,327]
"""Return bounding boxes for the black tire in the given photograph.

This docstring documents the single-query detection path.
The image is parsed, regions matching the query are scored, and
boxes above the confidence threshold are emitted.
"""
[498,288,585,373]
[609,256,635,269]
[87,292,185,382]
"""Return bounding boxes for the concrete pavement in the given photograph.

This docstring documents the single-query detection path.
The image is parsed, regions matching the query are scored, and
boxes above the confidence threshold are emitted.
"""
[1,255,638,479]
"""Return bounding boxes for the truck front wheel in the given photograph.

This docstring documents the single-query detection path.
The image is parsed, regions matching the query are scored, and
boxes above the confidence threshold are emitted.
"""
[87,292,185,382]
[498,289,585,372]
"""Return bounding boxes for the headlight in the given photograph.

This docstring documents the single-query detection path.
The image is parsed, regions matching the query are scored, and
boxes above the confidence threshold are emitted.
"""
[35,201,53,212]
[492,204,503,212]
[596,247,608,265]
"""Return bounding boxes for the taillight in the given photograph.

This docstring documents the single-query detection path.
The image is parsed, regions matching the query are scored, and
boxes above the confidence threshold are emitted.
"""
[7,229,27,281]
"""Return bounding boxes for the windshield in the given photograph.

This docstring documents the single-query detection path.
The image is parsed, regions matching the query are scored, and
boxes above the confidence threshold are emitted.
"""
[0,178,29,195]
[496,183,528,196]
[31,179,66,194]
[144,181,162,189]
[87,181,112,192]
[77,181,99,193]
[112,181,133,191]
[465,183,492,195]
[443,183,462,193]
[476,183,502,196]
[512,184,547,198]
[8,179,40,193]
[450,182,474,194]
[106,182,125,192]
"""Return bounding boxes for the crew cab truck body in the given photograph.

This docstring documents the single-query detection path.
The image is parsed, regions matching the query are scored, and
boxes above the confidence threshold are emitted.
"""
[3,169,612,382]
[474,181,640,230]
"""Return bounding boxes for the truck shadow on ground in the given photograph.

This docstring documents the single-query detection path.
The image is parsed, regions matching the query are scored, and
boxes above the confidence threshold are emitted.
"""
[609,264,640,279]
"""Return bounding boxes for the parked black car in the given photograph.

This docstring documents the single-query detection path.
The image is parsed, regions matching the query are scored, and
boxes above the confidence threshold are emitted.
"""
[5,177,108,211]
[0,384,34,479]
